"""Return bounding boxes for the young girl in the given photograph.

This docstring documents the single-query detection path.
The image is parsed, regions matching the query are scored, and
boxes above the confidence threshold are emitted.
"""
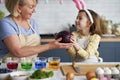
[67,9,102,63]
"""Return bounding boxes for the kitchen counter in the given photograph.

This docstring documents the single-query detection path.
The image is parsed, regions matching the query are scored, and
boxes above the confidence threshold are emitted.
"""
[41,37,120,43]
[48,62,120,80]
[1,62,120,80]
[100,37,120,42]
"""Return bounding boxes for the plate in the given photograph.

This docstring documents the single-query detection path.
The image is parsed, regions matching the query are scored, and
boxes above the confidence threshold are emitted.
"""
[0,68,12,80]
[10,71,30,80]
[29,77,52,80]
[28,69,53,80]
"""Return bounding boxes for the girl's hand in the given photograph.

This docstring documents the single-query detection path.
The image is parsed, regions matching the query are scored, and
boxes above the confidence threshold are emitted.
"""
[48,38,73,49]
[70,34,80,51]
[70,34,77,44]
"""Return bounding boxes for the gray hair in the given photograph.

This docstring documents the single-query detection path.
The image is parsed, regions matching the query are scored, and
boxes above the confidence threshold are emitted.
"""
[5,0,38,17]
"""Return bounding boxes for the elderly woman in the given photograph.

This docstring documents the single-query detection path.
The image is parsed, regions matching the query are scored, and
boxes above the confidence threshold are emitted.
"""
[0,0,73,61]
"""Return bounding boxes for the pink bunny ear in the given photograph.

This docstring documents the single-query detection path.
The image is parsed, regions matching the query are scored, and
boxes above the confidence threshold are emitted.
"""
[79,0,86,9]
[73,0,86,10]
[73,0,82,10]
[59,0,63,4]
[0,0,2,3]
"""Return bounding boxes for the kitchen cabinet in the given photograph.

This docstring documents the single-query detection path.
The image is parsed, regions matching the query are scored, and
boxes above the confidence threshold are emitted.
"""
[39,42,120,62]
[115,44,120,62]
[37,36,120,62]
[98,42,120,62]
[38,48,72,62]
[38,42,72,62]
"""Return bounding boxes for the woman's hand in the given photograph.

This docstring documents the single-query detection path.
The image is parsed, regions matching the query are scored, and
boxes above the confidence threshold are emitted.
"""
[48,38,73,49]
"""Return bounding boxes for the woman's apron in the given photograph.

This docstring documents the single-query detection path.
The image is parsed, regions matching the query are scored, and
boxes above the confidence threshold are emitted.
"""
[2,22,40,62]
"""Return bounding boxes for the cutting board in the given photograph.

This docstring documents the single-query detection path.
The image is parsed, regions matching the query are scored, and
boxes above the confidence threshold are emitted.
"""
[61,63,118,76]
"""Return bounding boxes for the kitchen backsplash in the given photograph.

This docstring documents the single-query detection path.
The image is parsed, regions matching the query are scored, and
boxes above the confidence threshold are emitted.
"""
[0,0,120,34]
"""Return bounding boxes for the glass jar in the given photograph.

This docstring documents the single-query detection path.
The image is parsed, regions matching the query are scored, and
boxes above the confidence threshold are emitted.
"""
[6,57,19,70]
[34,57,47,70]
[20,57,33,71]
[103,20,112,34]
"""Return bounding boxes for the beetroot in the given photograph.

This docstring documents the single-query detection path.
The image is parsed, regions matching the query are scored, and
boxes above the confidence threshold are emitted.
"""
[55,30,71,43]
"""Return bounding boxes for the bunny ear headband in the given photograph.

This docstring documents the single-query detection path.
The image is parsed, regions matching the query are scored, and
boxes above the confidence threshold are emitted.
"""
[0,0,3,3]
[73,0,94,23]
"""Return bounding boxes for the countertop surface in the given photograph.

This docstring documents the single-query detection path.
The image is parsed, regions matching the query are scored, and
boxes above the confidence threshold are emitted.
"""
[40,34,120,42]
[41,37,120,43]
[1,62,120,80]
[46,62,120,80]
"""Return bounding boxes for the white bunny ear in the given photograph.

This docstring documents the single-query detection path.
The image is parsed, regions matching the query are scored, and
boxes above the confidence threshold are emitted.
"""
[59,0,63,4]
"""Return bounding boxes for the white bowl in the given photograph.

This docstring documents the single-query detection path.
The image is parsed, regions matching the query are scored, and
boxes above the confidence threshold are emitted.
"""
[0,68,12,80]
[0,73,11,80]
[10,71,30,80]
[29,77,52,80]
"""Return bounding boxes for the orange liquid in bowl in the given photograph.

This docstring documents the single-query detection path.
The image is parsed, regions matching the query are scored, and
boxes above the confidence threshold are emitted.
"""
[48,61,60,70]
